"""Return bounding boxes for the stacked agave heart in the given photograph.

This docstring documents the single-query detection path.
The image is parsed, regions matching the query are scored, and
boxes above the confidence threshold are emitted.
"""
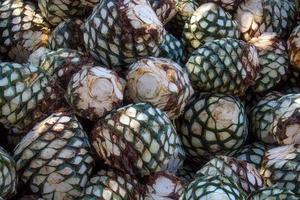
[1,0,300,199]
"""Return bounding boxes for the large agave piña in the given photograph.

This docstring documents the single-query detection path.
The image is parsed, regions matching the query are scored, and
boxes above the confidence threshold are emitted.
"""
[260,145,300,195]
[0,62,64,137]
[0,146,17,199]
[38,0,85,26]
[0,0,50,63]
[91,103,185,177]
[249,32,289,92]
[125,57,194,120]
[183,3,240,53]
[235,0,297,41]
[49,19,84,51]
[83,0,165,68]
[177,93,248,161]
[197,156,264,193]
[83,169,143,200]
[14,112,94,200]
[186,38,260,96]
[179,175,246,200]
[66,66,124,121]
[288,24,300,70]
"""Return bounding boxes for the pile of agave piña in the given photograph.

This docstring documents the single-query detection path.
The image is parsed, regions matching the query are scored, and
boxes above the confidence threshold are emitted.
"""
[0,0,300,199]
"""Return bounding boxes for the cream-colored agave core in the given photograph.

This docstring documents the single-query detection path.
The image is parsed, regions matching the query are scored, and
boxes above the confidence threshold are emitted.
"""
[67,66,124,120]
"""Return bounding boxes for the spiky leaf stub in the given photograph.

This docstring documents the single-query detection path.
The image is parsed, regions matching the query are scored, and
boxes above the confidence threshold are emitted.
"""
[159,33,185,64]
[14,112,94,200]
[288,25,300,70]
[177,93,248,161]
[0,62,64,135]
[179,175,246,200]
[38,0,85,26]
[186,38,260,96]
[83,0,165,68]
[250,32,289,92]
[83,170,143,200]
[148,0,177,24]
[234,142,269,169]
[0,0,50,63]
[260,145,300,195]
[39,49,94,89]
[197,156,264,193]
[125,57,194,120]
[66,66,124,121]
[91,103,185,177]
[144,171,184,200]
[235,0,297,41]
[248,187,300,200]
[0,146,17,199]
[49,19,84,51]
[183,3,240,53]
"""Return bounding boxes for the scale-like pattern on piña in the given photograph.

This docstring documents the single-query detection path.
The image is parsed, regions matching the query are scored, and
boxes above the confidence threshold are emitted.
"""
[0,62,64,135]
[186,38,260,96]
[49,19,84,51]
[234,142,269,169]
[38,0,85,26]
[235,0,297,41]
[183,3,240,53]
[83,0,165,68]
[248,187,300,200]
[179,175,246,200]
[250,33,289,92]
[197,156,264,192]
[83,169,143,200]
[92,103,185,177]
[14,112,94,200]
[177,93,248,161]
[0,146,17,199]
[0,0,50,63]
[260,145,300,195]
